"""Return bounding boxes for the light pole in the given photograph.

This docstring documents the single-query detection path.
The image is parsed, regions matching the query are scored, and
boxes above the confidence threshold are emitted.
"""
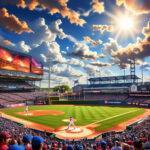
[141,63,144,84]
[48,62,51,89]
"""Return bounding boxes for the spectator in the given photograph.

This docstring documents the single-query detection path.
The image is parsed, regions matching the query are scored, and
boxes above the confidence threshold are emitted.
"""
[0,131,11,150]
[9,143,25,150]
[111,141,122,150]
[143,134,150,150]
[32,136,45,150]
[0,116,149,150]
[22,134,33,150]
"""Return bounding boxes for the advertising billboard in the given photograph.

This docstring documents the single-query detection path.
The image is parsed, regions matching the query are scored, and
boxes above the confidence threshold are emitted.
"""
[31,58,43,75]
[0,47,43,75]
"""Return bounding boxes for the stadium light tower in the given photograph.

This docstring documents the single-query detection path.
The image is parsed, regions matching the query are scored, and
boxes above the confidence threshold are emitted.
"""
[48,63,51,89]
[130,56,136,83]
[141,63,144,84]
[46,57,51,89]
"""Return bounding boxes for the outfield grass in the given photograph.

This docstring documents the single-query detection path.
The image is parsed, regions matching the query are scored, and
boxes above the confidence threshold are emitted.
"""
[0,105,144,131]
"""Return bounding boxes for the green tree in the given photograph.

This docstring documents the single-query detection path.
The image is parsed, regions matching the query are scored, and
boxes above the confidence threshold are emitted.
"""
[53,85,71,93]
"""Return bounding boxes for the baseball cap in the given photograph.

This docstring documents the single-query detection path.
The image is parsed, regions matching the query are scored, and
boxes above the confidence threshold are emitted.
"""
[0,131,11,140]
[32,136,45,145]
[100,140,107,148]
[22,134,33,143]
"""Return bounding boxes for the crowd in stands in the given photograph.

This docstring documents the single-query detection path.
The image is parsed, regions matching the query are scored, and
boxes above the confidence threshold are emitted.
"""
[0,115,149,150]
[0,91,48,107]
[0,81,36,91]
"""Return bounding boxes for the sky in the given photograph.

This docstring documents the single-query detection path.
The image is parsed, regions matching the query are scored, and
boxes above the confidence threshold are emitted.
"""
[0,0,150,87]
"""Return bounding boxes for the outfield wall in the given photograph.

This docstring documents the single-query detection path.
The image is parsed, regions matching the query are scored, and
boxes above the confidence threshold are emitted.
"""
[51,100,127,105]
[51,100,149,108]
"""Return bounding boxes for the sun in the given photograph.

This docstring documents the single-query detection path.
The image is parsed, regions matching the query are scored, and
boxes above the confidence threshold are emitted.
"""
[106,11,137,39]
[117,15,134,31]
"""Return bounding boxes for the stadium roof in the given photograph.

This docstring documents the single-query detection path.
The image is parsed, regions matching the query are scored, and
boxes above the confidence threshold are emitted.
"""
[88,75,140,82]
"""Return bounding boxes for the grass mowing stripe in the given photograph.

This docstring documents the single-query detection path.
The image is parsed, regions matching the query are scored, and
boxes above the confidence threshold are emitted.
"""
[87,109,142,126]
[0,106,144,131]
[95,109,144,131]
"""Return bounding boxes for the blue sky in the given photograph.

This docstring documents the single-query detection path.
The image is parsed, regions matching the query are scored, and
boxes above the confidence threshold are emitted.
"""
[0,0,150,87]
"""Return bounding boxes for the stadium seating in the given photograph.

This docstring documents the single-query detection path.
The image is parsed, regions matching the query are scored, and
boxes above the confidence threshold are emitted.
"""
[0,91,48,107]
[0,115,149,150]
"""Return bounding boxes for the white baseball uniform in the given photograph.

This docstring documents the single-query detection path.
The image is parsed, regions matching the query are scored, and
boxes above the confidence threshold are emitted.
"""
[67,117,76,130]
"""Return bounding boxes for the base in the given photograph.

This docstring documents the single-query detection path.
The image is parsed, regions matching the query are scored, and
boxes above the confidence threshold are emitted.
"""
[54,126,95,140]
[65,127,83,133]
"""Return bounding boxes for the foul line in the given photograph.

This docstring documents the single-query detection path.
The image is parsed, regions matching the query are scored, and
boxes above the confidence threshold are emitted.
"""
[86,109,141,127]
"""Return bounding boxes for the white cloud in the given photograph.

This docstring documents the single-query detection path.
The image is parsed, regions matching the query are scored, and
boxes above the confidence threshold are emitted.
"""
[67,58,85,67]
[31,41,66,64]
[17,41,31,53]
[104,38,121,54]
[0,35,31,53]
[51,19,67,39]
[90,61,112,67]
[51,64,84,78]
[71,42,104,59]
[29,18,56,46]
[40,54,47,62]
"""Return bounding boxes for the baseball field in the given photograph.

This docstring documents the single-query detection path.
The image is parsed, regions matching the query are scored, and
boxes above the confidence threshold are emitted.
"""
[0,105,145,132]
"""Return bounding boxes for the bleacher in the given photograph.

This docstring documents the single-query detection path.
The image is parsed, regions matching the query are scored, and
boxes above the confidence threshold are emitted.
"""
[0,91,48,107]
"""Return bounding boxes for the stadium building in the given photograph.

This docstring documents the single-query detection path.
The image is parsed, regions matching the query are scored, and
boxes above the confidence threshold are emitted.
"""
[0,46,47,107]
[73,75,150,107]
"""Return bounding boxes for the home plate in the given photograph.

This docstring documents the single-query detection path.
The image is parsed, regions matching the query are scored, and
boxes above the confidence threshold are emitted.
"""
[66,127,83,133]
[54,126,94,140]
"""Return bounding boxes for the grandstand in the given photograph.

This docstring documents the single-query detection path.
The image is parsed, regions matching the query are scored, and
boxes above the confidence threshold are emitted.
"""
[0,46,47,107]
[72,75,150,107]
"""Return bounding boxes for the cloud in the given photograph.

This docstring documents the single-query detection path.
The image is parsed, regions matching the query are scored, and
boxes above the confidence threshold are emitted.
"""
[70,42,105,60]
[0,8,32,34]
[41,73,74,87]
[65,34,105,60]
[90,61,112,67]
[81,10,92,17]
[48,41,66,63]
[92,24,114,34]
[29,18,68,46]
[140,62,150,71]
[51,64,84,78]
[31,41,66,64]
[40,54,47,63]
[91,0,105,14]
[17,41,31,53]
[116,0,150,15]
[0,35,31,53]
[84,63,114,77]
[29,18,57,46]
[144,76,150,82]
[83,36,102,46]
[111,22,150,68]
[79,0,104,18]
[20,18,98,66]
[0,36,15,48]
[67,35,78,43]
[67,58,85,67]
[51,19,67,39]
[27,18,67,64]
[4,0,86,26]
[104,38,121,53]
[84,64,99,76]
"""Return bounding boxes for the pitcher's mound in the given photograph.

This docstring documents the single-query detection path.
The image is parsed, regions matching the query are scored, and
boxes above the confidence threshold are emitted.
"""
[18,110,65,116]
